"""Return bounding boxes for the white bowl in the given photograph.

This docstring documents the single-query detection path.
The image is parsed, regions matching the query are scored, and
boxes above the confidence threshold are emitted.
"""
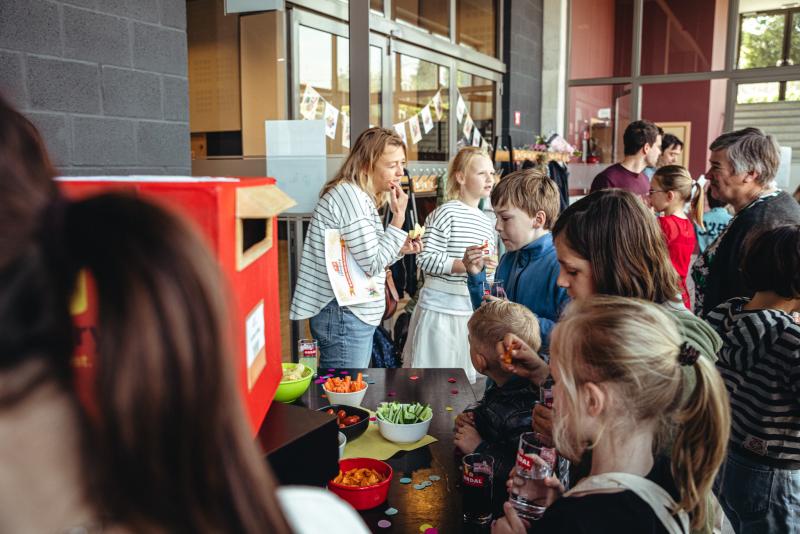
[377,414,432,444]
[324,383,368,407]
[338,432,347,459]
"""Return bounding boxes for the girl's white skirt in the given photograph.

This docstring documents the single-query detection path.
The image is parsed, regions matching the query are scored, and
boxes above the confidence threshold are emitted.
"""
[402,288,478,383]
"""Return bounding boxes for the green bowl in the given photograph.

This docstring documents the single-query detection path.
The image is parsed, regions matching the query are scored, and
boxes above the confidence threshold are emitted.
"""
[274,363,314,403]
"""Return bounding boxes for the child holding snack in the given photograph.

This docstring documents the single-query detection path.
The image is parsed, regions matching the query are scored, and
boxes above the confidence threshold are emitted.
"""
[707,225,800,533]
[463,169,569,349]
[403,147,496,383]
[647,165,703,309]
[454,301,541,516]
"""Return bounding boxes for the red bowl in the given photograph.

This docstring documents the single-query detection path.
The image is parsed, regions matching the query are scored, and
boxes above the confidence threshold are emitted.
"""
[328,458,393,510]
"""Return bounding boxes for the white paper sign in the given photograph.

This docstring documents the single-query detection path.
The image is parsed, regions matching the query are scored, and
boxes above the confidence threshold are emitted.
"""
[245,300,265,368]
[394,122,408,145]
[300,85,320,119]
[409,115,423,144]
[324,229,383,306]
[323,102,339,139]
[341,113,350,148]
[456,95,466,122]
[420,105,434,133]
[432,91,443,121]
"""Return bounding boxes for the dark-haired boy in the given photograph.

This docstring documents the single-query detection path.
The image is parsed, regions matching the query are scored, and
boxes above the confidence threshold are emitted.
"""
[591,119,662,199]
[463,169,568,349]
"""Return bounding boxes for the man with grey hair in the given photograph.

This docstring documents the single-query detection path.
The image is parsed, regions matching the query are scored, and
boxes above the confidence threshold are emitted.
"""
[692,127,800,316]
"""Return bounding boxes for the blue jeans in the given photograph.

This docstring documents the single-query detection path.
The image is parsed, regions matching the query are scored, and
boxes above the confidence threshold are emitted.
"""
[309,300,375,369]
[715,449,800,534]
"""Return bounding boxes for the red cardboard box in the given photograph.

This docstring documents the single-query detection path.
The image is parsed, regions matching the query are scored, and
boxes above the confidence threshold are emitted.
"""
[58,176,296,433]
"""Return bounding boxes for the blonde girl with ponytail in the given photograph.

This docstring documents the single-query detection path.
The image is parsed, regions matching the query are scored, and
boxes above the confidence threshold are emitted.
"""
[492,296,730,534]
[647,165,703,309]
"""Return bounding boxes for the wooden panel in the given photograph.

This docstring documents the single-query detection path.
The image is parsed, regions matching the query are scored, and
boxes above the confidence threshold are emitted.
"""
[188,0,242,132]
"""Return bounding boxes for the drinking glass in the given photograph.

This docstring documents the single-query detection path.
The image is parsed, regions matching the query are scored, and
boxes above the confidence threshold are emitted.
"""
[509,432,554,521]
[297,338,319,376]
[462,453,494,525]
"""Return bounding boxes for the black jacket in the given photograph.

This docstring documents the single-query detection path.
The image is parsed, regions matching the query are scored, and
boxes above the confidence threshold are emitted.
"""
[693,191,800,316]
[465,375,539,516]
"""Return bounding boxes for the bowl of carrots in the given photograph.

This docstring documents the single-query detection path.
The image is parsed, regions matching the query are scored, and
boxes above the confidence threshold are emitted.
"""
[322,373,368,407]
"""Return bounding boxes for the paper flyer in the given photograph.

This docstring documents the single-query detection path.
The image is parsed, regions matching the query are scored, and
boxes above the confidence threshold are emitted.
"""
[409,115,423,144]
[456,95,466,122]
[420,105,434,133]
[432,91,443,121]
[341,113,350,148]
[300,85,320,120]
[394,122,408,145]
[323,102,339,139]
[324,229,383,306]
[462,114,474,140]
[472,127,481,147]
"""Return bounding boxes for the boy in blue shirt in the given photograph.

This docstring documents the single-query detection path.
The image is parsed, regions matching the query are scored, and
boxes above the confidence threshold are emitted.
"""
[463,169,569,348]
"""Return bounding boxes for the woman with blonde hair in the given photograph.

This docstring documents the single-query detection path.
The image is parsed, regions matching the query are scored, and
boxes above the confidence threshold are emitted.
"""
[403,146,496,383]
[492,297,731,534]
[290,127,422,369]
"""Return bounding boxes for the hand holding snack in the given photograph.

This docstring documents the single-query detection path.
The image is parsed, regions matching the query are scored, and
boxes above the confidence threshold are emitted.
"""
[463,244,496,275]
[400,235,423,255]
[407,223,426,240]
[496,333,550,385]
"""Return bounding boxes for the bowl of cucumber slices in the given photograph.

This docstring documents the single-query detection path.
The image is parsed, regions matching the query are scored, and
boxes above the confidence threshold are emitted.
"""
[375,402,433,444]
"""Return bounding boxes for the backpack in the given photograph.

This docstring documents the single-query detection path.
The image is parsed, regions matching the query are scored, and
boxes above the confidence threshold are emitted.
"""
[371,326,400,368]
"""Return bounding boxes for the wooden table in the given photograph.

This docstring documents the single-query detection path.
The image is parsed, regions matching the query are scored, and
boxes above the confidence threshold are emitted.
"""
[298,367,483,533]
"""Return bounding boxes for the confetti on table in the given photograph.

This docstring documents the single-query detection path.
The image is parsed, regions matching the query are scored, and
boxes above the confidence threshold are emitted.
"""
[445,406,453,411]
[314,378,326,384]
[369,416,377,421]
[419,524,434,532]
[421,480,432,488]
[413,483,426,490]
[450,389,459,394]
[321,394,327,398]
[328,369,335,372]
[340,371,349,375]
[384,507,399,516]
[387,391,396,397]
[447,377,456,383]
[378,520,392,528]
[424,529,438,534]
[367,380,376,384]
[429,475,441,481]
[409,375,419,380]
[399,477,412,484]
[362,374,369,377]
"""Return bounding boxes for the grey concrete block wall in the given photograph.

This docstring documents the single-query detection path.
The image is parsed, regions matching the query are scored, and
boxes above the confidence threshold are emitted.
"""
[502,0,544,147]
[0,0,190,176]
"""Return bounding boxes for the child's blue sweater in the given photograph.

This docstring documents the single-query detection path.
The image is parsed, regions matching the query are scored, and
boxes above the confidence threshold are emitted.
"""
[467,233,569,348]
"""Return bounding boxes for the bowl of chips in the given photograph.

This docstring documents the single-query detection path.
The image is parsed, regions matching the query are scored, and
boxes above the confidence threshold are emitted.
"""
[274,363,313,403]
[328,458,393,510]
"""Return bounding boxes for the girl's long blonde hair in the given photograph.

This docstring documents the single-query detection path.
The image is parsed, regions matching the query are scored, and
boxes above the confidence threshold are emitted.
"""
[551,297,730,530]
[446,146,489,200]
[652,165,705,228]
[320,127,406,207]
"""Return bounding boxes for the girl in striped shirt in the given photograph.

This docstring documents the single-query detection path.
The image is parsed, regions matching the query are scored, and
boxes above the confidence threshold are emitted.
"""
[707,224,800,533]
[403,147,497,383]
[289,128,422,369]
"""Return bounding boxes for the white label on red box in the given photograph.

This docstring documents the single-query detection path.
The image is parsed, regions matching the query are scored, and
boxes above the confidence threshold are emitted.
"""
[245,300,265,368]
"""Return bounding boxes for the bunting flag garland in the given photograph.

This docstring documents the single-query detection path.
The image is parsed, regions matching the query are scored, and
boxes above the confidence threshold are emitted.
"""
[432,91,443,121]
[323,102,339,140]
[342,113,350,148]
[456,95,466,122]
[297,83,491,151]
[300,85,320,120]
[409,115,423,144]
[394,122,408,145]
[420,105,434,134]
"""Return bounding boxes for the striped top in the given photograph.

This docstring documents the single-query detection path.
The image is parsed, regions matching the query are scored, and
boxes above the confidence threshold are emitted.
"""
[417,200,496,295]
[706,297,800,462]
[289,182,407,326]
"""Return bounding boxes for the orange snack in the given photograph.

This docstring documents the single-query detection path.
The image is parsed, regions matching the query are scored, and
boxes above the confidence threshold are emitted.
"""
[323,375,367,393]
[332,467,385,487]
